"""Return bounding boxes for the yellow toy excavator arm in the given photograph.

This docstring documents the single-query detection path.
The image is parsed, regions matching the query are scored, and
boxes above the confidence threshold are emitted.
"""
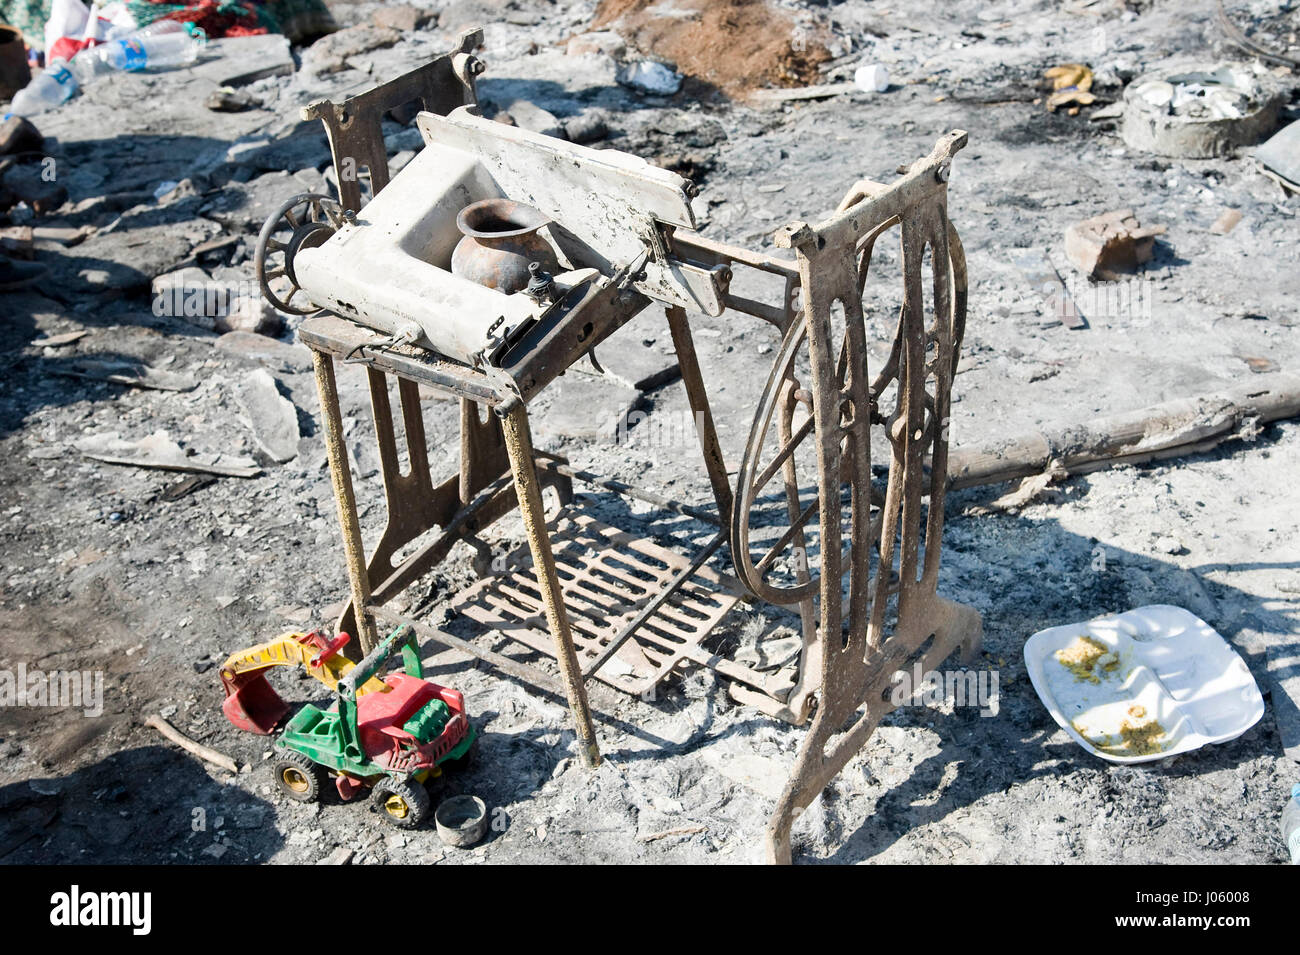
[220,630,388,735]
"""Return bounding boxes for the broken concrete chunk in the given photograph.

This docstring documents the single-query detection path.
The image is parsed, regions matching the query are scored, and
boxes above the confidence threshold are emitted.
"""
[76,431,261,478]
[372,4,435,32]
[1209,208,1243,235]
[51,358,197,392]
[0,116,43,157]
[1255,119,1300,192]
[152,266,279,335]
[236,369,301,464]
[303,25,401,75]
[206,87,261,113]
[1,163,68,215]
[1064,209,1165,281]
[491,100,565,139]
[216,331,313,373]
[562,111,611,145]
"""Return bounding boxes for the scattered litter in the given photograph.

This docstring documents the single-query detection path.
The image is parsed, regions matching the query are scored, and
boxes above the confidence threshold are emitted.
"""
[159,474,216,502]
[1024,606,1264,764]
[1122,62,1282,158]
[1064,209,1165,281]
[853,63,890,93]
[75,431,261,478]
[50,357,197,392]
[617,61,682,95]
[1043,63,1095,113]
[435,795,488,847]
[1209,208,1243,235]
[1282,785,1300,862]
[1242,355,1278,374]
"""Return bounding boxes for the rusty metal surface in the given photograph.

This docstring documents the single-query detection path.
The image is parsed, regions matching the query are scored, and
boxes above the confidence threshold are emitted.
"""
[753,130,982,863]
[499,405,602,768]
[290,42,982,864]
[301,28,483,215]
[452,512,745,696]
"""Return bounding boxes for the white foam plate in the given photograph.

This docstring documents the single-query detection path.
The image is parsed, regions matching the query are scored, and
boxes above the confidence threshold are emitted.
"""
[1024,605,1264,764]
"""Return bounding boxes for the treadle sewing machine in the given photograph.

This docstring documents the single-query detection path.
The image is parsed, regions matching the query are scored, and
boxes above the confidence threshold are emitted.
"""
[254,28,982,863]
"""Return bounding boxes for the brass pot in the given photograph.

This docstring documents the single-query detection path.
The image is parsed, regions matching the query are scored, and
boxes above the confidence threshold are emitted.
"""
[0,26,31,103]
[450,198,558,294]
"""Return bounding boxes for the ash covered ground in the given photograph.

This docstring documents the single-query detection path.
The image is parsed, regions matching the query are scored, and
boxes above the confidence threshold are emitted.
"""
[1,0,1298,864]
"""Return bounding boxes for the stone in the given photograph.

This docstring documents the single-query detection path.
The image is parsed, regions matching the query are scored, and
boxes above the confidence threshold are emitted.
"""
[206,88,261,113]
[216,331,314,374]
[1064,209,1165,281]
[566,31,627,59]
[617,61,682,96]
[152,266,279,336]
[0,115,43,156]
[563,111,610,145]
[303,25,401,75]
[491,99,564,138]
[372,5,435,32]
[235,369,301,464]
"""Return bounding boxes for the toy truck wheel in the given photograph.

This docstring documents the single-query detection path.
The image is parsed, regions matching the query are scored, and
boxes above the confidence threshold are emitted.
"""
[272,751,326,802]
[371,777,430,828]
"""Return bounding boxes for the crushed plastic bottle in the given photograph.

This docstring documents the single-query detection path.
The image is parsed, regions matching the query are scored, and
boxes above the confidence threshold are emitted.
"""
[8,59,78,116]
[1284,782,1300,865]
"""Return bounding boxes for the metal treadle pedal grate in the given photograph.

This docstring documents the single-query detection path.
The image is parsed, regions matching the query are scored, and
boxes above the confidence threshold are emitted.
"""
[451,511,745,695]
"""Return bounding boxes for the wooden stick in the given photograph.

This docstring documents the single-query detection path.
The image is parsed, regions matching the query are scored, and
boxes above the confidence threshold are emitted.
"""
[144,714,240,774]
[946,375,1300,490]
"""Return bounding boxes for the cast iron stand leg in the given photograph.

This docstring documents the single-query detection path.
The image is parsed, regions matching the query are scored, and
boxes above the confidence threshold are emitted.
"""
[499,403,602,768]
[312,349,381,654]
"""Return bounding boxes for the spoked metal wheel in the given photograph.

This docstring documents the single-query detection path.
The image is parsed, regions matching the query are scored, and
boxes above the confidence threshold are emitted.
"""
[731,222,904,607]
[254,192,343,315]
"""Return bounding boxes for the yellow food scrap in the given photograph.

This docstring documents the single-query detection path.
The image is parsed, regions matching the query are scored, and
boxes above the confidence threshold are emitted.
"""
[1072,715,1169,757]
[1054,635,1120,683]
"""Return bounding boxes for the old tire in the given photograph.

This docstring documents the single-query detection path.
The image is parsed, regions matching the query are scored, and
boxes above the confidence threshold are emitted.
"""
[272,750,326,803]
[372,777,430,829]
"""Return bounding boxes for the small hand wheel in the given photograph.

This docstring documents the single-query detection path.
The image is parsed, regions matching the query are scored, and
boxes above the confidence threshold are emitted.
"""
[254,193,343,315]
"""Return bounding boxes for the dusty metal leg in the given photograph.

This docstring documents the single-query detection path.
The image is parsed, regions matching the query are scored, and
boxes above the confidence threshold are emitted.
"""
[666,305,734,527]
[312,349,381,654]
[499,403,601,768]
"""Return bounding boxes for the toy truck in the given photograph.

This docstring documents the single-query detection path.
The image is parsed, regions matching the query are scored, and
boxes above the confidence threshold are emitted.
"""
[220,624,474,827]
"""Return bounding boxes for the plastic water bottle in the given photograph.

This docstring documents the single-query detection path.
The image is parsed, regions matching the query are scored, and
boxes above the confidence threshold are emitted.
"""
[1284,782,1300,864]
[77,22,206,76]
[8,59,78,115]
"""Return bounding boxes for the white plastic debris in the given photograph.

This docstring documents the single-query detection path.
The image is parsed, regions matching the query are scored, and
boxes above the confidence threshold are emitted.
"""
[853,64,890,93]
[617,60,682,95]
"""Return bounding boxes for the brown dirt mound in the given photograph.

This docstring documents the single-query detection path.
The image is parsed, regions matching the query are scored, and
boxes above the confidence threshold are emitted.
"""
[592,0,832,94]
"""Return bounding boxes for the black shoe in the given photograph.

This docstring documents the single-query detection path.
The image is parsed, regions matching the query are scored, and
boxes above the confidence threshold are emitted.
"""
[0,256,47,290]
